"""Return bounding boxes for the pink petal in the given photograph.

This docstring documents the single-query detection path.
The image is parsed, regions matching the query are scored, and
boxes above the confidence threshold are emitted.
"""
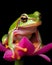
[3,50,15,61]
[18,37,35,56]
[34,43,52,55]
[38,54,51,62]
[0,42,7,52]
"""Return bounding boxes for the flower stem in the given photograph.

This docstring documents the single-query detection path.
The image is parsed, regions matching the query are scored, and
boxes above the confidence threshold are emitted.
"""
[15,60,24,65]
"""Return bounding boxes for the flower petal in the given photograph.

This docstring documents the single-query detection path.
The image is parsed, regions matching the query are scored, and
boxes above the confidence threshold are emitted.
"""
[3,50,15,61]
[38,54,51,62]
[0,42,7,52]
[34,43,52,55]
[18,37,35,56]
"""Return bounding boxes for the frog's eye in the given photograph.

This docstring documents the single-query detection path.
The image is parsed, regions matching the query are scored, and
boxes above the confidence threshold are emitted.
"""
[21,13,28,22]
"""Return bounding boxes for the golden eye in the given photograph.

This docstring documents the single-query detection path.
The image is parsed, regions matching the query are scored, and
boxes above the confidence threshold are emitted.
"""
[21,13,28,22]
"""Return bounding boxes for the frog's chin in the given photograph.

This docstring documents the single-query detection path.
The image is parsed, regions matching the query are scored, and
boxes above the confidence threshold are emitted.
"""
[14,21,41,43]
[14,26,36,36]
[14,27,36,42]
[14,32,38,44]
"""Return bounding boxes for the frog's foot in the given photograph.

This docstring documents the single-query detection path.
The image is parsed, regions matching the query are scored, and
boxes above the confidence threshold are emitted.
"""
[11,50,15,59]
[5,45,9,48]
[11,49,20,60]
[14,49,21,60]
[15,44,27,52]
[11,51,21,60]
[11,44,27,60]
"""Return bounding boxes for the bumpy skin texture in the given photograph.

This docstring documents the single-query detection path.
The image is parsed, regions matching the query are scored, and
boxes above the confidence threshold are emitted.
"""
[0,12,52,62]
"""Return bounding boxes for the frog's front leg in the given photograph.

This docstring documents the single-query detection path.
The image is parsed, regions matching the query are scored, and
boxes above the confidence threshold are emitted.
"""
[8,30,28,59]
[33,29,42,52]
[7,30,15,58]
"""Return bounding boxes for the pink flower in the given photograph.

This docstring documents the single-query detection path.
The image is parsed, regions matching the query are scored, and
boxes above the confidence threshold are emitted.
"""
[0,42,15,61]
[0,38,52,62]
[0,37,35,61]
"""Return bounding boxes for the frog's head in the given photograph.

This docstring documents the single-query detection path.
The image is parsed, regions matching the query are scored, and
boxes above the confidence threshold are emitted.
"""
[18,11,41,28]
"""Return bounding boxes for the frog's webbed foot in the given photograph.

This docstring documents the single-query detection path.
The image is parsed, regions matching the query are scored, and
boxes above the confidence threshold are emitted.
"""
[11,44,27,60]
[11,48,15,59]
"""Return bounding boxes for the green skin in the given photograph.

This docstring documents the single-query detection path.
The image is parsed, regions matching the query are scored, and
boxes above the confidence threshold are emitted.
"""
[2,11,42,52]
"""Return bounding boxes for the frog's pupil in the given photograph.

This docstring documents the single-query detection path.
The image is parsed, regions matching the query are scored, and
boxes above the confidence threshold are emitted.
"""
[21,18,28,20]
[21,16,28,22]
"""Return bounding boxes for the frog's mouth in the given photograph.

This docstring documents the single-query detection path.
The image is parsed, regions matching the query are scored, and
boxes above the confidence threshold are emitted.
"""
[16,21,41,35]
[19,21,41,28]
[14,26,36,36]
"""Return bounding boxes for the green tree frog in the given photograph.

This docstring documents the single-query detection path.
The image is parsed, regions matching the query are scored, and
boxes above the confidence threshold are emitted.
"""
[2,11,42,54]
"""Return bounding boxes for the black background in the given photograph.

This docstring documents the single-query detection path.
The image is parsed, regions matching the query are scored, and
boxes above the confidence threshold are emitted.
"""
[0,0,52,65]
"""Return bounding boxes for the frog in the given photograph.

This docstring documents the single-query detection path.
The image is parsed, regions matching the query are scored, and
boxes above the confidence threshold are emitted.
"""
[2,11,42,52]
[1,11,52,62]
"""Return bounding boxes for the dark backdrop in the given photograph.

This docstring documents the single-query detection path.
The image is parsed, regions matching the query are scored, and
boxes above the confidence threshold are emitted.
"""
[0,0,52,65]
